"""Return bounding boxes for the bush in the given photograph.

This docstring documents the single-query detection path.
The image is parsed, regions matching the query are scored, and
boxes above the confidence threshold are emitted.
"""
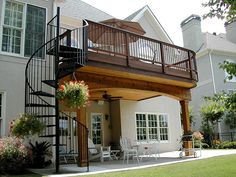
[0,137,28,174]
[218,141,236,149]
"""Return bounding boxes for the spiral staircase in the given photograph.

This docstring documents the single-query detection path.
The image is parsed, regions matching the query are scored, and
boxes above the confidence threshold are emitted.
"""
[24,8,89,172]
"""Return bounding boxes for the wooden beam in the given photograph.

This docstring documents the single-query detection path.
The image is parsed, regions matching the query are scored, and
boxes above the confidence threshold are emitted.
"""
[77,108,88,167]
[69,72,191,101]
[180,100,192,156]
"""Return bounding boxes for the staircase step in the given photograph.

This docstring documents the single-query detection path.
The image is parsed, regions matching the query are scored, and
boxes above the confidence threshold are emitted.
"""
[47,45,84,58]
[36,115,56,118]
[39,134,56,138]
[46,124,56,127]
[30,91,54,97]
[42,80,56,88]
[26,103,55,108]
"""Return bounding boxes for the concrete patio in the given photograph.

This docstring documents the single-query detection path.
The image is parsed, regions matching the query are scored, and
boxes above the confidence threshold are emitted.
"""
[31,149,236,177]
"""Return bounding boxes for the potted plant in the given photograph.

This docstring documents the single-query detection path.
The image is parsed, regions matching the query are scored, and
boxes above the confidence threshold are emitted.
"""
[10,113,45,138]
[57,80,89,109]
[29,141,52,168]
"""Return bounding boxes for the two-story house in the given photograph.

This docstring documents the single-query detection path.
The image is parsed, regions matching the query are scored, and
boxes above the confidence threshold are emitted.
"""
[1,0,197,172]
[181,15,236,138]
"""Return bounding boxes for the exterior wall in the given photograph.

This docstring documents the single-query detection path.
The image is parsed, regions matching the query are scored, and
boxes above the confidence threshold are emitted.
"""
[0,0,54,136]
[119,96,182,153]
[191,52,236,134]
[86,101,112,147]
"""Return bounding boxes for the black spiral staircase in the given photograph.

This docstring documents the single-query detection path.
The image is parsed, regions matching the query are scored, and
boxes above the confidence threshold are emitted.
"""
[25,8,89,173]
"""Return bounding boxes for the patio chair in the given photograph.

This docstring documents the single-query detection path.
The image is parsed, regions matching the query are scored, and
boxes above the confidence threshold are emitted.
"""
[120,137,139,164]
[59,145,77,164]
[88,138,112,162]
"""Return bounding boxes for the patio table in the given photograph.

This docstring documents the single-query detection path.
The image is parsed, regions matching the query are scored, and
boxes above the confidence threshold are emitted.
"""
[111,150,120,160]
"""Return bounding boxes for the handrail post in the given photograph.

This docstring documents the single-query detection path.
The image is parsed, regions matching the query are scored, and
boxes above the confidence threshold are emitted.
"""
[160,43,165,74]
[188,51,193,79]
[125,32,130,67]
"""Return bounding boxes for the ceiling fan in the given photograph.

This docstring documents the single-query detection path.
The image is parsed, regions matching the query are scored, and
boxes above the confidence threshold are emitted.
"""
[102,91,122,101]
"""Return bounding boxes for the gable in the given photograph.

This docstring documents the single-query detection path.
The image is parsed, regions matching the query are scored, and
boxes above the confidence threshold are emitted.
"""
[126,6,172,44]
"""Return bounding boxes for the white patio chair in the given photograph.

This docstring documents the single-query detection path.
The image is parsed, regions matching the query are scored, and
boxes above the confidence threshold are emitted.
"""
[88,138,112,162]
[120,137,139,164]
[59,145,77,164]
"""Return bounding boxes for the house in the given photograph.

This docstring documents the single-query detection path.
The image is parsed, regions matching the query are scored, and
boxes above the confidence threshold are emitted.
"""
[181,15,236,138]
[0,0,197,172]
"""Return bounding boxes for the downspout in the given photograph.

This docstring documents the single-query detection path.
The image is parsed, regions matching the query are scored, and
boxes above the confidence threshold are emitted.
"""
[208,49,222,139]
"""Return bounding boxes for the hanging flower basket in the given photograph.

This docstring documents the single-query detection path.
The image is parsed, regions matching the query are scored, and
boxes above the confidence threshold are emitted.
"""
[57,80,89,109]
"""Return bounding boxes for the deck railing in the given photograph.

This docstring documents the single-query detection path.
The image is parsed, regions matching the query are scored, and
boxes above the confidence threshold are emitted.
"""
[87,20,198,81]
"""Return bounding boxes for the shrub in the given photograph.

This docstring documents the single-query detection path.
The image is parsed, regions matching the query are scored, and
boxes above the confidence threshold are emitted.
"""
[0,137,28,174]
[218,141,236,149]
[29,141,52,168]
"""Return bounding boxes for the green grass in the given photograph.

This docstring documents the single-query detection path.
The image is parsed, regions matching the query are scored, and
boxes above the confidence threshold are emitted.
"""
[87,154,236,177]
[0,171,41,177]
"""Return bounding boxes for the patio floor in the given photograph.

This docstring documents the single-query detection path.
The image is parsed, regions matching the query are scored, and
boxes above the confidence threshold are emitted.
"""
[31,150,236,177]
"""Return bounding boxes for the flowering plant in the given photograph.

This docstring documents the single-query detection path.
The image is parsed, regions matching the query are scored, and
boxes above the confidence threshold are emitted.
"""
[10,113,45,138]
[0,137,28,173]
[57,80,89,108]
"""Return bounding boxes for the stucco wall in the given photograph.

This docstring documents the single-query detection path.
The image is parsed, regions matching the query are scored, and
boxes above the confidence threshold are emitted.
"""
[0,0,54,137]
[119,96,182,153]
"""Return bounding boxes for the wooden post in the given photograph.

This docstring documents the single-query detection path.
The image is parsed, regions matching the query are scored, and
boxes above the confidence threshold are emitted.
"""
[180,100,192,156]
[77,107,88,167]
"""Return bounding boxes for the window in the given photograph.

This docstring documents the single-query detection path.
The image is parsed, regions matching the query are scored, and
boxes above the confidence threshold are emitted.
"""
[91,113,103,145]
[136,113,169,142]
[1,0,46,57]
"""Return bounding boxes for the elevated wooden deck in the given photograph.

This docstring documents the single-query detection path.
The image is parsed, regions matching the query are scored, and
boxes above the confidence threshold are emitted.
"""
[83,20,197,88]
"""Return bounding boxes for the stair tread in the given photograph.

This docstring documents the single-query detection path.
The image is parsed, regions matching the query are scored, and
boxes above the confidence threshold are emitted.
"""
[39,134,56,137]
[36,115,56,118]
[42,80,56,88]
[30,91,54,97]
[47,45,84,58]
[26,103,55,108]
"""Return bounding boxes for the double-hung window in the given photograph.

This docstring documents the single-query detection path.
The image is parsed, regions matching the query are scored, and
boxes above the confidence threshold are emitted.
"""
[136,113,169,142]
[1,0,46,58]
[91,113,103,145]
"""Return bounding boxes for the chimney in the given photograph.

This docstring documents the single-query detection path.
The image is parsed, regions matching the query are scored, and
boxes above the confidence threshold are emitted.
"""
[225,21,236,44]
[181,14,203,52]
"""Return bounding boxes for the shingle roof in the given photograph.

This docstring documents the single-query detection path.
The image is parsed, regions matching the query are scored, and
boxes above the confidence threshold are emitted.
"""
[199,32,236,53]
[57,0,113,22]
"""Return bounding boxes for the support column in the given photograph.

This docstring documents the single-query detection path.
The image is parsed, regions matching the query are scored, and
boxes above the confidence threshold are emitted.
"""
[77,107,88,167]
[180,100,192,156]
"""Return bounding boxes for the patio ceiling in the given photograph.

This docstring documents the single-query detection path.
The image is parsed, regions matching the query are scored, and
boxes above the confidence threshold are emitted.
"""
[89,88,161,101]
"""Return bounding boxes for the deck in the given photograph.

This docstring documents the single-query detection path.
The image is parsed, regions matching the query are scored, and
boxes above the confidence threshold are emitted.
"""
[86,20,198,85]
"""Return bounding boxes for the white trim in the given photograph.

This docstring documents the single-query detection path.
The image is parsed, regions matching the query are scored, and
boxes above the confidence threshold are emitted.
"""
[208,50,217,93]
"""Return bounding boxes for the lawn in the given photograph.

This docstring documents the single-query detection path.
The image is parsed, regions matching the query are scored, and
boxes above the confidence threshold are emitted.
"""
[2,155,236,177]
[87,154,236,177]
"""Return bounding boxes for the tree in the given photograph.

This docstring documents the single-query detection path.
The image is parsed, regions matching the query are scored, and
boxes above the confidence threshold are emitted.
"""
[220,61,236,81]
[202,0,236,23]
[200,99,224,147]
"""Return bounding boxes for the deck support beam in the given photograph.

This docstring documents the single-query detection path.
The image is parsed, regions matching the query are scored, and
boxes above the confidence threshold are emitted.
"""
[180,100,192,156]
[77,107,89,167]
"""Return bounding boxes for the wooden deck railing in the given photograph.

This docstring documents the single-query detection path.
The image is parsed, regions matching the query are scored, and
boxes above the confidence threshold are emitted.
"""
[87,20,198,81]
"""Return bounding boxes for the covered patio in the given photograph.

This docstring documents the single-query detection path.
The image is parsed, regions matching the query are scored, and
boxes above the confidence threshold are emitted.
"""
[30,150,236,176]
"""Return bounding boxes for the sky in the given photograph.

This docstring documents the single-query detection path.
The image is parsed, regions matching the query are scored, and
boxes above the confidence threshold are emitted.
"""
[83,0,226,46]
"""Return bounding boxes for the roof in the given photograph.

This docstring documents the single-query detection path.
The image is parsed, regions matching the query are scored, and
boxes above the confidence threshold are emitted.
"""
[124,5,173,44]
[57,0,113,22]
[124,6,146,21]
[198,32,236,54]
